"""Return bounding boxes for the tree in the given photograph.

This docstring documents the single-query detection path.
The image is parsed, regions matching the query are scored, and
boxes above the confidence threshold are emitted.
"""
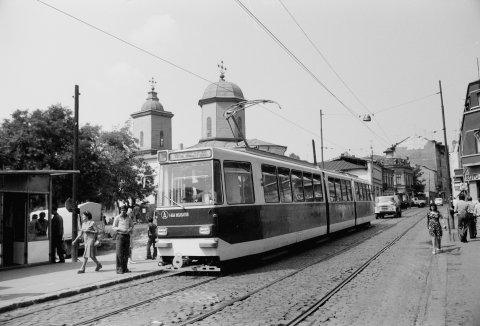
[288,153,300,160]
[0,106,154,209]
[412,166,425,195]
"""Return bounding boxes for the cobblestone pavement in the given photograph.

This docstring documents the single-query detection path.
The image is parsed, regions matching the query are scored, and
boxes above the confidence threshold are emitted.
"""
[0,208,427,326]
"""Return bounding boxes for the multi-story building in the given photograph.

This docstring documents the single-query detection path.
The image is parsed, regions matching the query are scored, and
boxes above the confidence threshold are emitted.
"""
[393,136,448,200]
[375,148,414,202]
[457,79,480,199]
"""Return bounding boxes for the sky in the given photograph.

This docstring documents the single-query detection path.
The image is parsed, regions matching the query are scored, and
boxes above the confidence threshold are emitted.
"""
[1,0,479,162]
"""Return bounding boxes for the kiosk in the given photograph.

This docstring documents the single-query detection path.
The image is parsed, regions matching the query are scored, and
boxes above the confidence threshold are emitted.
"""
[0,170,78,268]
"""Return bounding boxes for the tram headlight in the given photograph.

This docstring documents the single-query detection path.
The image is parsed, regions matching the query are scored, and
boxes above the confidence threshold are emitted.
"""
[199,225,211,235]
[157,226,168,236]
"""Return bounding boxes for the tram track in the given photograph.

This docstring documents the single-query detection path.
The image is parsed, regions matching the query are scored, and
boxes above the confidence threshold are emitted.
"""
[0,209,423,326]
[174,210,424,326]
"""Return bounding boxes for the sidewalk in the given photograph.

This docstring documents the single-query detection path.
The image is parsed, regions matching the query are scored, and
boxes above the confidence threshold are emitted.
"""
[0,246,164,313]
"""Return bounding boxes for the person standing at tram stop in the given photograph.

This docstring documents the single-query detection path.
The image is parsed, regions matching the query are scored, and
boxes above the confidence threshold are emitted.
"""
[466,196,477,239]
[454,193,469,243]
[427,204,446,254]
[146,216,157,260]
[37,212,48,238]
[51,206,66,263]
[113,206,134,274]
[72,211,102,273]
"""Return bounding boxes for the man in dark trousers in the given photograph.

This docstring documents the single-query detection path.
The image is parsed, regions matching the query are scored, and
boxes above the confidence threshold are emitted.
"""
[112,206,134,274]
[51,206,65,263]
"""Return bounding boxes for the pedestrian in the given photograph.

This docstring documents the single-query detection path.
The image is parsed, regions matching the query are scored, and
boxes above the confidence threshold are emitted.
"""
[51,206,65,263]
[72,211,102,273]
[474,198,480,237]
[427,203,446,254]
[37,211,48,237]
[127,207,137,264]
[466,196,476,238]
[112,205,133,274]
[454,193,469,243]
[146,217,157,260]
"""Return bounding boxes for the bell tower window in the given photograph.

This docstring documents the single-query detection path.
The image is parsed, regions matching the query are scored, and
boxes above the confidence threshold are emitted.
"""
[160,131,164,148]
[140,131,144,147]
[206,117,212,138]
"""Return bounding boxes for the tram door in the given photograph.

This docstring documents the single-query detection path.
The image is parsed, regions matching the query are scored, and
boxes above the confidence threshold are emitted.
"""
[1,192,28,266]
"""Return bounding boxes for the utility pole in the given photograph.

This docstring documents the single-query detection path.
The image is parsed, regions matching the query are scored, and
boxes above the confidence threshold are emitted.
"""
[72,85,80,262]
[439,80,453,232]
[320,110,324,169]
[370,145,375,198]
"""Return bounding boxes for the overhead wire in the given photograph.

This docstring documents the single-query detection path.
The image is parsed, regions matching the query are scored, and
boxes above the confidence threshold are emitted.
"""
[278,0,394,147]
[234,0,392,148]
[36,0,348,153]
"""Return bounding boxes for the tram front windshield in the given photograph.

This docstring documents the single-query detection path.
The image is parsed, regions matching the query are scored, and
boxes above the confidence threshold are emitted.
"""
[158,160,222,207]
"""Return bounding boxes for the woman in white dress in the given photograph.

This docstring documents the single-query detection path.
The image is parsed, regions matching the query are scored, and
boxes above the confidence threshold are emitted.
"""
[72,211,102,273]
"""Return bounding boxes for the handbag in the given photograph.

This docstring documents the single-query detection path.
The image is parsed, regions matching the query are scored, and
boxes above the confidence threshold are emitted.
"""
[94,239,102,247]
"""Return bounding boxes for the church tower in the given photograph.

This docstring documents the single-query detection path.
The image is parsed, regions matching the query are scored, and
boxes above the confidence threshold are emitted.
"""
[198,61,245,143]
[131,78,174,156]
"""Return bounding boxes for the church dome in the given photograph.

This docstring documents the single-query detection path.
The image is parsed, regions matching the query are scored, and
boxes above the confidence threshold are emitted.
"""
[199,66,245,106]
[201,79,244,101]
[141,88,164,111]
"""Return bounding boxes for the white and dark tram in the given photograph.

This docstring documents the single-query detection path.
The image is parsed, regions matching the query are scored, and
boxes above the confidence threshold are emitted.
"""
[154,146,375,270]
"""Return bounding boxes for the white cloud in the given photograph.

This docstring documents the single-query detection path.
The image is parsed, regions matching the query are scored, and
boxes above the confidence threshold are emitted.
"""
[128,14,177,48]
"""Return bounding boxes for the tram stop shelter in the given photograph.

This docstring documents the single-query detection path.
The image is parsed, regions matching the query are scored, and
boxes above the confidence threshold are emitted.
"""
[0,170,78,269]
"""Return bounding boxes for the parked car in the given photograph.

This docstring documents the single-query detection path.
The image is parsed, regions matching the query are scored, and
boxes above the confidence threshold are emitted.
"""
[434,198,443,206]
[412,197,427,207]
[375,195,402,218]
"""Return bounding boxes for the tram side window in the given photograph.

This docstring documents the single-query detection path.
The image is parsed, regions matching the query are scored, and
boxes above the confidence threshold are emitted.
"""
[303,172,314,202]
[367,185,372,200]
[291,170,304,202]
[328,177,336,201]
[361,184,366,201]
[340,179,349,201]
[262,164,279,203]
[223,161,255,204]
[334,178,343,201]
[313,174,324,202]
[346,181,353,201]
[355,182,360,201]
[278,168,292,203]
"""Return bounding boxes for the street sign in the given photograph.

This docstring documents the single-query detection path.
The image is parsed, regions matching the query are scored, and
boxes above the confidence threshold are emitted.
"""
[465,174,479,182]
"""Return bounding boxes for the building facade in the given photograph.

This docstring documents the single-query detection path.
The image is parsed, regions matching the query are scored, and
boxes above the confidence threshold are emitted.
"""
[394,136,448,199]
[457,79,480,200]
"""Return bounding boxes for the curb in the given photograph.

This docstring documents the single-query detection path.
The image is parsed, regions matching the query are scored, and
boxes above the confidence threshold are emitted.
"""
[0,269,167,314]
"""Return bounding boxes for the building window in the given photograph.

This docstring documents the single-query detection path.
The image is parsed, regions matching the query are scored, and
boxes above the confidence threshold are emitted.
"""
[206,117,212,138]
[139,131,144,147]
[395,174,401,185]
[160,131,164,148]
[463,130,479,155]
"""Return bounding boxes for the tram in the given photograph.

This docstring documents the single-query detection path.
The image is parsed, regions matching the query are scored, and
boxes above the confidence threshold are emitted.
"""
[154,146,374,270]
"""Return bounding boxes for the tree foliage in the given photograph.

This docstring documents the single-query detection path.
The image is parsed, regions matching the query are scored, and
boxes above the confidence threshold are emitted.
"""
[412,166,425,194]
[0,106,154,209]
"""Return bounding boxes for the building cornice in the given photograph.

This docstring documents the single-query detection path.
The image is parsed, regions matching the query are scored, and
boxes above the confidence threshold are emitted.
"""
[131,110,174,119]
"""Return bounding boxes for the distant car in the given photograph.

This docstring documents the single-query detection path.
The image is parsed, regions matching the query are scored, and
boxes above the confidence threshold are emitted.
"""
[375,195,402,218]
[412,197,427,207]
[434,198,443,206]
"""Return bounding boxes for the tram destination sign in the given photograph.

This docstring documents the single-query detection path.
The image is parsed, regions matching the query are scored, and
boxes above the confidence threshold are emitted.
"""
[465,174,480,182]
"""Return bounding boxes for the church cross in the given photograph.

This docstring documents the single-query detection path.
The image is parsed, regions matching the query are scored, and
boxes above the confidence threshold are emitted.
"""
[149,77,157,91]
[218,60,227,80]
